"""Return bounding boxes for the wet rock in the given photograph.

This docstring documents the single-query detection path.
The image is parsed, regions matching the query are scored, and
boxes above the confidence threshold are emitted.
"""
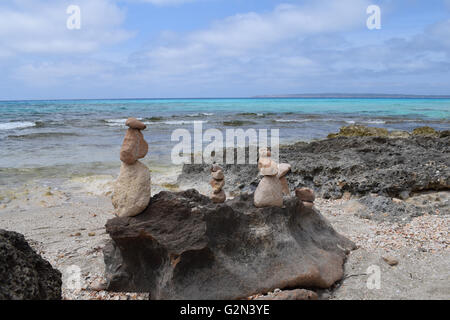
[327,125,389,138]
[103,190,356,299]
[0,229,62,300]
[412,126,439,137]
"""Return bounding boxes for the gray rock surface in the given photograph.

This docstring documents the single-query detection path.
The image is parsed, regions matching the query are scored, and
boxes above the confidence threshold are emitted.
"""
[103,189,355,300]
[0,229,62,300]
[178,136,449,200]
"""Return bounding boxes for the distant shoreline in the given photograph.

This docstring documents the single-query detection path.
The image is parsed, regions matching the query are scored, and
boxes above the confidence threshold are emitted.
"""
[2,94,450,102]
[253,93,450,99]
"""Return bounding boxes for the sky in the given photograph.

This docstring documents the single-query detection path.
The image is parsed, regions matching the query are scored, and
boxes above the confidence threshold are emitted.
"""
[0,0,449,99]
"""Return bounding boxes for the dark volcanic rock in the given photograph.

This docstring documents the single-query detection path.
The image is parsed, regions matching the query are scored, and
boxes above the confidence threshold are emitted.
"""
[351,192,449,223]
[103,189,355,300]
[178,136,450,199]
[0,229,62,300]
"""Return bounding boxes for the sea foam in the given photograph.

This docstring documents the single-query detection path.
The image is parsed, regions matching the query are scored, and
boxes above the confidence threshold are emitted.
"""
[0,121,35,130]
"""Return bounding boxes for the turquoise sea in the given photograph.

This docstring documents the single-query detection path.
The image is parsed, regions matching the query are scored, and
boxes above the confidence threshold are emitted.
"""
[0,98,449,188]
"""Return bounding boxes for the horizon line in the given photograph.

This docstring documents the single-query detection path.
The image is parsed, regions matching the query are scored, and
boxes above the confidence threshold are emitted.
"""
[2,93,450,102]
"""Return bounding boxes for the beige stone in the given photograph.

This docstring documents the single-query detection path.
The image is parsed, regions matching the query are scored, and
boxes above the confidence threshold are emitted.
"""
[295,188,315,202]
[302,201,314,209]
[210,178,225,193]
[211,170,224,180]
[126,117,146,130]
[120,128,148,164]
[211,164,223,172]
[136,130,148,159]
[211,190,226,203]
[259,148,271,158]
[258,158,278,176]
[277,163,291,178]
[112,161,151,218]
[254,176,283,208]
[280,176,290,195]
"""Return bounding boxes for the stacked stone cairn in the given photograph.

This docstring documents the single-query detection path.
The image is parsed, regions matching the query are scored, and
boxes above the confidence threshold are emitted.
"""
[254,148,284,208]
[210,164,226,203]
[112,118,152,217]
[295,188,315,209]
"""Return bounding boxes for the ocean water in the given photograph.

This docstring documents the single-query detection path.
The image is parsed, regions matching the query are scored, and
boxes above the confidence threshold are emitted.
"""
[0,98,449,189]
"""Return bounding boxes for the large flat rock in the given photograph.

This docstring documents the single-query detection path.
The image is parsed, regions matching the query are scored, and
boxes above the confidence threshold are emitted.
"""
[103,189,355,300]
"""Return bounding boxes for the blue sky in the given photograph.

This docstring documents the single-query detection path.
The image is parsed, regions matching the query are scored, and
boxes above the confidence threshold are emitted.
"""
[0,0,449,99]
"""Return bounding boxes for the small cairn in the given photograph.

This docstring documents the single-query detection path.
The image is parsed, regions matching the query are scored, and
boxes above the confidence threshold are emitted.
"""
[295,188,315,209]
[254,148,283,208]
[112,118,151,217]
[277,163,291,195]
[210,164,226,203]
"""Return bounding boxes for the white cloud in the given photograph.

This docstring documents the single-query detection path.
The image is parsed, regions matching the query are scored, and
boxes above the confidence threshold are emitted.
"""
[135,0,199,5]
[131,0,371,82]
[0,0,133,55]
[2,0,450,99]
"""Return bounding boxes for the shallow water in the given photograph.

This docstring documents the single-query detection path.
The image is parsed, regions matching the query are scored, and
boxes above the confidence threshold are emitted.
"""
[0,98,449,191]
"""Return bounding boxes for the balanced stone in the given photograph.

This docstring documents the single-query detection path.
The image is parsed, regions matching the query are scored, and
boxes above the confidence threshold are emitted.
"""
[295,188,315,203]
[258,158,278,176]
[254,149,283,207]
[211,190,226,203]
[210,178,225,193]
[112,161,151,218]
[211,170,224,180]
[210,164,225,203]
[254,176,283,208]
[278,163,292,195]
[259,148,271,158]
[125,117,146,130]
[120,128,148,165]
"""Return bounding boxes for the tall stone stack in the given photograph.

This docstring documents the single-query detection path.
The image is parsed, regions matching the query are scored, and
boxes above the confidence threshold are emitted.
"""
[254,148,284,208]
[210,164,226,203]
[112,118,151,218]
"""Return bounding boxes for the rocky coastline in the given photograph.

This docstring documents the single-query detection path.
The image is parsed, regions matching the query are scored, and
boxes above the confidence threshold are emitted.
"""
[0,125,448,300]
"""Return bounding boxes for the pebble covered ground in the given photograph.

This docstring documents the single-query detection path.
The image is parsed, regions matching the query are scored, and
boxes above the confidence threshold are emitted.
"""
[316,195,449,253]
